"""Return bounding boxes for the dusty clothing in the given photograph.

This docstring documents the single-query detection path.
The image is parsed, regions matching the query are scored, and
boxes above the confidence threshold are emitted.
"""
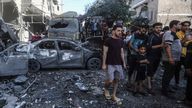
[105,65,124,81]
[162,31,182,61]
[104,37,124,65]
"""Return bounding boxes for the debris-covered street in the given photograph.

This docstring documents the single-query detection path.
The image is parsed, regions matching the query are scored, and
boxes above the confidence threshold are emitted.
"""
[0,68,190,108]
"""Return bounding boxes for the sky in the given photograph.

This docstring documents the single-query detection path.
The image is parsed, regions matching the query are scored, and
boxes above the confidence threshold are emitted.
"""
[62,0,96,15]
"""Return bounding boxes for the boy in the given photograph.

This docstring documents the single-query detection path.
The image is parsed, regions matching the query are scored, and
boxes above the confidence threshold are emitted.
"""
[134,44,149,95]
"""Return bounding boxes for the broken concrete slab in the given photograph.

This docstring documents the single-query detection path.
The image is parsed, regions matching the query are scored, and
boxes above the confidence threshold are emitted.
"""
[3,94,18,108]
[14,75,28,84]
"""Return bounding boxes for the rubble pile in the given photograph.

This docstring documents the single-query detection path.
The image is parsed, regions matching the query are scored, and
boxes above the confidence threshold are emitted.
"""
[0,69,189,108]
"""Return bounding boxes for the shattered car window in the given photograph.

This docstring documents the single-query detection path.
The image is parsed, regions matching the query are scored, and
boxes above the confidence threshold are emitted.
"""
[39,41,55,50]
[58,41,75,50]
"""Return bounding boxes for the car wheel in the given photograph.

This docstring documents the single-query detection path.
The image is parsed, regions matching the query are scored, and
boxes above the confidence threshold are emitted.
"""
[28,59,41,73]
[87,57,101,70]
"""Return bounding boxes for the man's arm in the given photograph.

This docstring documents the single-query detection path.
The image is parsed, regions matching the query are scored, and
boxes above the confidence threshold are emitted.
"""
[152,44,163,49]
[165,43,174,64]
[121,48,126,69]
[102,45,108,70]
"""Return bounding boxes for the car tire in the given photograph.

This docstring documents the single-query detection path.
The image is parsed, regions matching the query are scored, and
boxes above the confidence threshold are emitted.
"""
[28,59,41,73]
[87,57,101,70]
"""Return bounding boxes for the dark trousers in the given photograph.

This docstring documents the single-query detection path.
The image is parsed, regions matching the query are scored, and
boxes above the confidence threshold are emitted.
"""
[147,59,160,77]
[128,55,137,80]
[186,75,192,100]
[162,61,180,92]
[174,57,185,84]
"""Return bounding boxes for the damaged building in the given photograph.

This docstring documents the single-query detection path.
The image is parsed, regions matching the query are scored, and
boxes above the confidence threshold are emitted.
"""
[0,0,63,42]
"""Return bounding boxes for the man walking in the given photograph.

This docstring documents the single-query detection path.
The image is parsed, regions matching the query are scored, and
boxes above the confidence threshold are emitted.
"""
[102,25,126,104]
[161,20,182,98]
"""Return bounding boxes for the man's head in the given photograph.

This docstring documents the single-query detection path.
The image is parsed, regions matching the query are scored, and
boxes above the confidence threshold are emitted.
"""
[112,25,123,38]
[169,20,181,31]
[138,25,148,35]
[181,21,191,32]
[152,22,162,34]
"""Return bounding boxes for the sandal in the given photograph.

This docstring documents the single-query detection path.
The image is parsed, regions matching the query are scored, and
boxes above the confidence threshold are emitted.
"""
[112,96,122,105]
[104,90,111,100]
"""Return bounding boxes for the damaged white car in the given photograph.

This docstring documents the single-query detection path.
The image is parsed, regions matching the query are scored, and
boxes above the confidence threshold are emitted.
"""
[28,38,102,73]
[0,43,29,76]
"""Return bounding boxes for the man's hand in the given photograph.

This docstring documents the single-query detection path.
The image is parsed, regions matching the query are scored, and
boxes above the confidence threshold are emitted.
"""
[123,63,126,69]
[168,57,175,65]
[102,64,107,71]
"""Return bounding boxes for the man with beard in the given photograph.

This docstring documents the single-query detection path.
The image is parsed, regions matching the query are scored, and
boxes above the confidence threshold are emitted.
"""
[102,25,126,104]
[146,22,163,95]
[161,20,182,98]
[127,25,148,88]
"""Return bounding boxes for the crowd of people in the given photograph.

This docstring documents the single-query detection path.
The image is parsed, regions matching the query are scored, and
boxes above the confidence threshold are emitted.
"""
[102,20,192,106]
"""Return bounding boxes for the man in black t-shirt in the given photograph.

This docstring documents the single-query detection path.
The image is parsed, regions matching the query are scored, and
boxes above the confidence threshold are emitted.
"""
[146,22,163,94]
[102,25,126,104]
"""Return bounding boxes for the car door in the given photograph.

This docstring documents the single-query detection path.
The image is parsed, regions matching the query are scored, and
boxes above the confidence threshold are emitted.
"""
[57,40,83,67]
[0,44,28,76]
[34,40,58,68]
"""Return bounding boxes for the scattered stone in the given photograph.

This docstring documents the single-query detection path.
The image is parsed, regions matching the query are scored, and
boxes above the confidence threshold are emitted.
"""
[73,75,81,81]
[68,91,74,94]
[75,82,89,92]
[14,75,28,84]
[13,85,23,93]
[91,86,103,96]
[0,84,9,90]
[53,76,58,81]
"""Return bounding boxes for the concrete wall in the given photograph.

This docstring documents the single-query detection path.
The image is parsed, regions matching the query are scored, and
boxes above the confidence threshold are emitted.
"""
[157,0,192,26]
[130,0,192,26]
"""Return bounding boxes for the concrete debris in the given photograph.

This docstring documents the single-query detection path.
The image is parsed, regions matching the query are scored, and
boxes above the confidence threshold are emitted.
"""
[14,75,28,84]
[15,101,26,108]
[75,82,89,92]
[3,94,18,108]
[13,85,23,93]
[91,86,103,96]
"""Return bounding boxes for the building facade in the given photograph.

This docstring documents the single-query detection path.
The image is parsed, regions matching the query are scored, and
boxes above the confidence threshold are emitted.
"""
[0,0,64,41]
[130,0,192,25]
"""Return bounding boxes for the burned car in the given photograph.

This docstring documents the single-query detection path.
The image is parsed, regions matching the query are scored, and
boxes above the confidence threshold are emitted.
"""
[28,38,102,73]
[0,43,29,76]
[82,36,103,51]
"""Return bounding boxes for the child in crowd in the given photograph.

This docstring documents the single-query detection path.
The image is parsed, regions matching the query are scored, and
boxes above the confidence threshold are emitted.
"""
[133,44,149,95]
